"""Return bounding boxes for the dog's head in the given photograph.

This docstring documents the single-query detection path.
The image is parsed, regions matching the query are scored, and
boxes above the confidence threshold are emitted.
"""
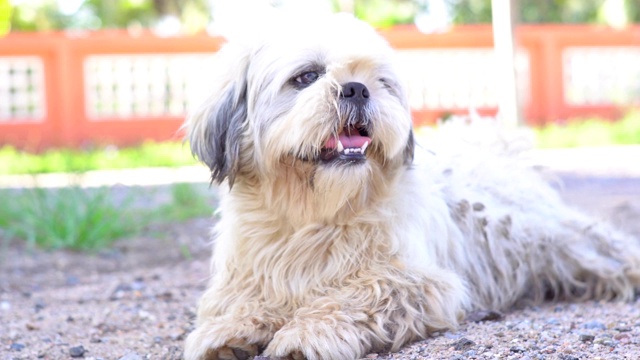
[187,14,414,216]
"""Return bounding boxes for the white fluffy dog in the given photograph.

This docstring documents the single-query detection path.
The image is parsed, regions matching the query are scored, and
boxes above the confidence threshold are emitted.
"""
[184,14,640,360]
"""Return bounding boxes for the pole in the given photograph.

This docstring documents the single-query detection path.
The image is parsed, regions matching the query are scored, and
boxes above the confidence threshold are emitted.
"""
[491,0,522,126]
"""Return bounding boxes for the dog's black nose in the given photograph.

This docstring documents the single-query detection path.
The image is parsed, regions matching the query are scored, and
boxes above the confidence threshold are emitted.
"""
[341,82,370,104]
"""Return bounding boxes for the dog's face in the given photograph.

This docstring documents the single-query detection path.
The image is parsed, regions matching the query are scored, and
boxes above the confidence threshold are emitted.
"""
[188,14,414,217]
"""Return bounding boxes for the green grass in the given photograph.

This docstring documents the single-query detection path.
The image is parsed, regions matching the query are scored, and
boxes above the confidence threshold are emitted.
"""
[0,183,214,251]
[0,186,141,250]
[534,111,640,148]
[155,183,213,222]
[0,141,198,175]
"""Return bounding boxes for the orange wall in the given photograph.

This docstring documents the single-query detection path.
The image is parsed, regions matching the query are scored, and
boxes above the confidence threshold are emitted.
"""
[0,26,639,150]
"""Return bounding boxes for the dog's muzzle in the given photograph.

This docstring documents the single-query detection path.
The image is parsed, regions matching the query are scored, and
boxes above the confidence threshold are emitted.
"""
[320,82,372,164]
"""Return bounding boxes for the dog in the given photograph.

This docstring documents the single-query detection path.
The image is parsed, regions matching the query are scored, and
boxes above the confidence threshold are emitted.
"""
[183,14,640,360]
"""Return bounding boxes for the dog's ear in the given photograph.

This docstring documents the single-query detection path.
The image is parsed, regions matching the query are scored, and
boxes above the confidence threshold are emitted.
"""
[186,45,250,187]
[403,130,415,165]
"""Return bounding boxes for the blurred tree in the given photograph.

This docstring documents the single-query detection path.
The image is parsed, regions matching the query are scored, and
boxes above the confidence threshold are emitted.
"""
[81,0,156,29]
[627,0,640,22]
[449,0,492,24]
[9,0,210,32]
[353,0,416,27]
[451,0,639,24]
[350,0,638,28]
[0,0,10,35]
[8,0,639,32]
[10,0,67,31]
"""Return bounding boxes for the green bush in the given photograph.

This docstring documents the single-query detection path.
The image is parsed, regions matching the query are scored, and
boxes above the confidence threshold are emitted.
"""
[534,111,640,148]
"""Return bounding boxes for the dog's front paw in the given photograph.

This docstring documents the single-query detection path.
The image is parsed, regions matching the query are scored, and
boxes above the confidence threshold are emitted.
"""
[184,316,279,360]
[264,315,366,360]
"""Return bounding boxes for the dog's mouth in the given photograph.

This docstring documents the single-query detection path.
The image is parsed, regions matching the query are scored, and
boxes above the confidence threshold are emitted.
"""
[319,125,371,164]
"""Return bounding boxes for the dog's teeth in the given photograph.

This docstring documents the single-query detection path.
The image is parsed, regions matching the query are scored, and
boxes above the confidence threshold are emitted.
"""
[361,141,369,153]
[337,140,344,153]
[340,146,368,155]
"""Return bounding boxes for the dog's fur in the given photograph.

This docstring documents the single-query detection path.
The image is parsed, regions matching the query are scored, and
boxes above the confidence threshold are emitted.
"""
[184,14,640,360]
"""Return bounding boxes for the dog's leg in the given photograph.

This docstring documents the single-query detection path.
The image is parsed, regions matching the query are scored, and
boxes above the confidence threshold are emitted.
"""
[183,303,286,360]
[263,268,467,360]
[462,196,640,308]
[531,210,640,301]
[264,306,371,360]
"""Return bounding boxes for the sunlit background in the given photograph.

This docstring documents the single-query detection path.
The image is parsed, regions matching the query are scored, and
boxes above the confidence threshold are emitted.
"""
[3,0,639,33]
[1,6,640,360]
[0,0,639,170]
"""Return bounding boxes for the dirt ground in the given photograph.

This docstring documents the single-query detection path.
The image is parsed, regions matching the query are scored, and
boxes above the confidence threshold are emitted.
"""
[2,171,640,360]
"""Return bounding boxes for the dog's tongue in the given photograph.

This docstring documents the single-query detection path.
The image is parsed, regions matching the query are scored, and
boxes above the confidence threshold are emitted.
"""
[324,129,371,149]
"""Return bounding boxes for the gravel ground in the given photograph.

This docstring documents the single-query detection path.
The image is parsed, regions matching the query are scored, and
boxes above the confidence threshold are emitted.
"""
[1,165,640,360]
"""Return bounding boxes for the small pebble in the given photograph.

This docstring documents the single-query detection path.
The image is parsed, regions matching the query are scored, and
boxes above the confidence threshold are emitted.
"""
[443,331,461,340]
[546,318,560,325]
[34,299,46,312]
[510,346,526,353]
[109,283,138,300]
[365,354,379,359]
[582,321,606,330]
[69,345,86,358]
[137,310,155,321]
[601,340,615,347]
[579,334,595,342]
[513,320,532,330]
[130,279,146,291]
[10,343,25,351]
[614,326,632,332]
[118,353,143,360]
[169,329,187,341]
[614,333,630,341]
[451,337,475,351]
[466,310,504,322]
[560,356,579,360]
[66,275,80,286]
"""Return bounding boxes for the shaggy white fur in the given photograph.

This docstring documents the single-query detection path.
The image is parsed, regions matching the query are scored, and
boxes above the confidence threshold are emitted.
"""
[183,14,640,360]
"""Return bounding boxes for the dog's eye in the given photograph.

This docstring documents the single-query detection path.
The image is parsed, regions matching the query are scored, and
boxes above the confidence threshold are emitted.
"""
[295,71,320,86]
[379,78,392,89]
